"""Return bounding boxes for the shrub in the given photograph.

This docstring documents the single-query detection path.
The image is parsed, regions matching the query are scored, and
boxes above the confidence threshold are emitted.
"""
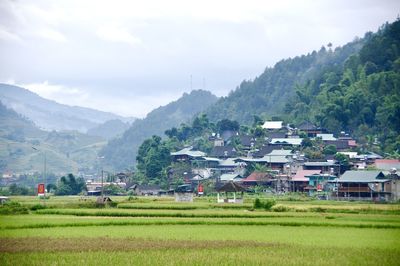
[253,198,263,209]
[253,198,276,211]
[272,205,291,212]
[30,204,47,211]
[0,201,29,215]
[263,199,276,211]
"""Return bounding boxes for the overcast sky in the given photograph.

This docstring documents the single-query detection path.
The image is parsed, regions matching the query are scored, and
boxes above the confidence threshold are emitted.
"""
[0,0,398,118]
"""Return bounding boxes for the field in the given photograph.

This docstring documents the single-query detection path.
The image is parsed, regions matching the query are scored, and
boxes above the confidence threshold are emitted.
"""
[1,196,400,265]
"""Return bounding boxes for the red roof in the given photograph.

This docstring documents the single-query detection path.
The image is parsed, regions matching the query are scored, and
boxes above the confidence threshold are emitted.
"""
[348,140,357,147]
[242,172,272,182]
[292,170,321,182]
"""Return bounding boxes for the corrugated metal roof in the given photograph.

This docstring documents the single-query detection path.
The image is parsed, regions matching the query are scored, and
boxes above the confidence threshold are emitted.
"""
[304,161,335,167]
[171,147,206,157]
[262,121,283,129]
[338,171,386,183]
[220,173,242,181]
[266,149,293,156]
[271,138,303,145]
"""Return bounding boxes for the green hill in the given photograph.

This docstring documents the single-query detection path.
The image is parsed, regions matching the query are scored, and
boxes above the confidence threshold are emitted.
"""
[100,90,218,170]
[205,38,365,123]
[285,20,400,153]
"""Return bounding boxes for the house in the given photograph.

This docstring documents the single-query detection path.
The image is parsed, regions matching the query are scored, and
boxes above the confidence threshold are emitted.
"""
[291,170,321,192]
[219,173,243,183]
[330,171,390,201]
[262,121,283,130]
[353,152,383,169]
[239,135,256,150]
[174,184,194,202]
[324,140,350,151]
[303,161,337,174]
[240,172,274,187]
[236,155,290,172]
[297,121,324,137]
[217,158,246,174]
[270,138,303,146]
[304,173,336,196]
[316,134,337,141]
[171,147,206,162]
[210,145,237,158]
[253,144,286,158]
[216,181,246,203]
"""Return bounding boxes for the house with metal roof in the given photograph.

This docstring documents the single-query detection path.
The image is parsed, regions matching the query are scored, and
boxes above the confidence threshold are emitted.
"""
[171,147,206,162]
[262,121,283,130]
[329,171,391,201]
[270,138,303,146]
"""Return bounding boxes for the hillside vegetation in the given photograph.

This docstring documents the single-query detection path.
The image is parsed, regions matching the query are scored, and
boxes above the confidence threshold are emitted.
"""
[0,102,105,174]
[285,20,400,153]
[100,90,218,170]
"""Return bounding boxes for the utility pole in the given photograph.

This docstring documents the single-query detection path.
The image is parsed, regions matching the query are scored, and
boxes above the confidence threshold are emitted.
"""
[101,169,104,198]
[32,147,46,204]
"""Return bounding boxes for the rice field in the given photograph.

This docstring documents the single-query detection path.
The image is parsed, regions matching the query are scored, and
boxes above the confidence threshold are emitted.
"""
[1,196,400,265]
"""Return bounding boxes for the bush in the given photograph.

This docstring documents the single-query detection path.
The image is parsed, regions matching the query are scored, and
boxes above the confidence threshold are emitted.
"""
[30,204,47,211]
[263,199,276,211]
[272,205,291,212]
[253,198,263,209]
[253,198,276,211]
[0,201,29,215]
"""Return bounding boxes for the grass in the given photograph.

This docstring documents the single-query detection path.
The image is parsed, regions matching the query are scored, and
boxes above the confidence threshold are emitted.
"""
[1,196,400,265]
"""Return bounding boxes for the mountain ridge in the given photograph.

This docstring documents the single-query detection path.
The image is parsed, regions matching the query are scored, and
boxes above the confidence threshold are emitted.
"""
[0,83,135,133]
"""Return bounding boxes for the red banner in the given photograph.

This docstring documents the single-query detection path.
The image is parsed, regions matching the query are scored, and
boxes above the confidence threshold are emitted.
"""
[198,184,204,195]
[38,183,45,195]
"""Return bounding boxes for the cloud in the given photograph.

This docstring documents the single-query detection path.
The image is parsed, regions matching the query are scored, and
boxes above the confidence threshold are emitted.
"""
[13,81,89,104]
[96,25,142,45]
[0,27,22,42]
[36,28,66,42]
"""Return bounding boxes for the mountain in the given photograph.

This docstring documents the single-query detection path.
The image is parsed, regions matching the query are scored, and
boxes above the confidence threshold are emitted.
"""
[285,20,400,153]
[87,119,131,140]
[0,84,135,133]
[205,36,365,124]
[101,90,218,170]
[0,101,106,174]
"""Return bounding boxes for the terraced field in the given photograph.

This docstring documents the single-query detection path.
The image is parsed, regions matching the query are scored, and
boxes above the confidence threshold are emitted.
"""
[1,196,399,265]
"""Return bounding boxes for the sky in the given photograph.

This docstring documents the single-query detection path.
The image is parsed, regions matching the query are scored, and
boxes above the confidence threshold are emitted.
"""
[0,0,399,118]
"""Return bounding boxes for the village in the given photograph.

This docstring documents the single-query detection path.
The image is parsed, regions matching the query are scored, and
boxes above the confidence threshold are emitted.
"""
[82,120,400,203]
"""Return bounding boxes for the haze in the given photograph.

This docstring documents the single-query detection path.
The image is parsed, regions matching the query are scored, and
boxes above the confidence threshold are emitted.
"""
[0,0,398,117]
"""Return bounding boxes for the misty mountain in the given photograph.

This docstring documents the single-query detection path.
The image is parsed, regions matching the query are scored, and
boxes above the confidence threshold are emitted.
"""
[101,90,218,170]
[87,119,131,140]
[0,84,135,133]
[0,101,105,174]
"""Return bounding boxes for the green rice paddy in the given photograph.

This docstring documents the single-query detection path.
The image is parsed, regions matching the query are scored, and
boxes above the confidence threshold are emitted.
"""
[1,196,399,265]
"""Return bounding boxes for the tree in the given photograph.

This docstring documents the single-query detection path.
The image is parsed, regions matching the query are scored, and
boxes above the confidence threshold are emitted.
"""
[55,174,86,195]
[323,144,337,155]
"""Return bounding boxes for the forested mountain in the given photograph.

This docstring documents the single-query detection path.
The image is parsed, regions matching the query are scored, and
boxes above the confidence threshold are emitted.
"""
[285,20,400,153]
[203,20,399,154]
[205,35,365,124]
[87,119,131,140]
[100,90,218,170]
[0,84,134,133]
